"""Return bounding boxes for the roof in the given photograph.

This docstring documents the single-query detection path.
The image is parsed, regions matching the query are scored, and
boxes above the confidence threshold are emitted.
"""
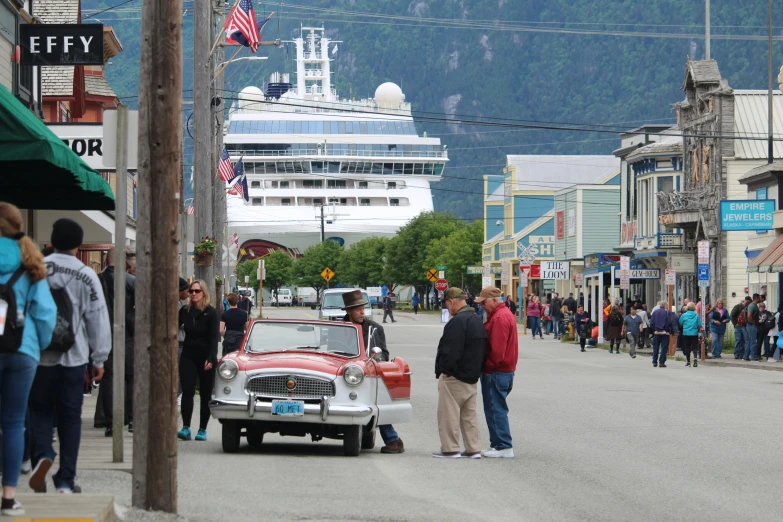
[748,233,783,273]
[733,90,783,160]
[35,0,79,24]
[738,161,783,184]
[506,155,619,191]
[41,67,74,97]
[683,59,722,89]
[626,134,683,161]
[85,75,117,98]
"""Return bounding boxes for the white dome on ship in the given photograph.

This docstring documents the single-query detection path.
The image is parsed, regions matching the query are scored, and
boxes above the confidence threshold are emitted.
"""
[238,86,264,108]
[374,82,405,107]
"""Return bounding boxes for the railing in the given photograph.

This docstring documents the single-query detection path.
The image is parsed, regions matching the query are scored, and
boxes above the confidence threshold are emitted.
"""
[228,148,447,159]
[656,188,717,214]
[658,233,684,247]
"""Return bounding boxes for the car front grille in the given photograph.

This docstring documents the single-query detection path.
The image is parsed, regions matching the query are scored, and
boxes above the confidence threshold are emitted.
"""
[246,374,336,399]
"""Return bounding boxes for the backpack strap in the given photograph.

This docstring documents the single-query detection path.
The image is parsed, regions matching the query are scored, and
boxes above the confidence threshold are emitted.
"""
[2,268,27,290]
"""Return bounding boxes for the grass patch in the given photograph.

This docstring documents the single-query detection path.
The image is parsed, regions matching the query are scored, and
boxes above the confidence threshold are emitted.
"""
[675,355,685,362]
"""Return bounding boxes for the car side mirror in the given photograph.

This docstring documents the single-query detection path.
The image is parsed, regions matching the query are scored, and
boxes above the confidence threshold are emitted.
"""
[370,347,384,361]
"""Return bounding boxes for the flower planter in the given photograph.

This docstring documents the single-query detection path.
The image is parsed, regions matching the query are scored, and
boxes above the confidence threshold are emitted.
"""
[194,253,213,267]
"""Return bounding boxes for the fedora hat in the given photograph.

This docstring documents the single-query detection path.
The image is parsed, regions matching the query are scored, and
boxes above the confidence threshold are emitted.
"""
[341,289,368,310]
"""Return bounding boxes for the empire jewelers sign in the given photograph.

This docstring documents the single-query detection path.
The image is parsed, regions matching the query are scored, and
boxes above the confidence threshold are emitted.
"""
[720,200,774,231]
[20,24,104,66]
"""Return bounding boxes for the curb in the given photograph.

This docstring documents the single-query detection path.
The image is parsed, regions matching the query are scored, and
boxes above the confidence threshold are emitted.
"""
[700,360,783,372]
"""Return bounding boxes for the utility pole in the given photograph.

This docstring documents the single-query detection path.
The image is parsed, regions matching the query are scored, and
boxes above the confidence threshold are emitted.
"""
[320,204,325,242]
[112,105,128,463]
[133,0,182,512]
[213,2,226,311]
[194,0,215,293]
[705,0,710,60]
[768,0,774,165]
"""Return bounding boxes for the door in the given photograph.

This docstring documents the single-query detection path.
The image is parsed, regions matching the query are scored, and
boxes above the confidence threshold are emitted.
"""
[373,358,412,425]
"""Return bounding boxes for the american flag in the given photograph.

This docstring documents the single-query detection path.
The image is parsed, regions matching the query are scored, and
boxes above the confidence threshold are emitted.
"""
[187,202,195,215]
[225,0,261,53]
[218,147,235,183]
[231,233,239,248]
[235,174,249,202]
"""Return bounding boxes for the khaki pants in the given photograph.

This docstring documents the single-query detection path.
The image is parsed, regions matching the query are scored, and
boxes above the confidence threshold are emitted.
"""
[437,375,482,453]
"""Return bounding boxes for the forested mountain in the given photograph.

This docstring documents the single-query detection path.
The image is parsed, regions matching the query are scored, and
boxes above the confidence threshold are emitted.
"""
[86,0,783,220]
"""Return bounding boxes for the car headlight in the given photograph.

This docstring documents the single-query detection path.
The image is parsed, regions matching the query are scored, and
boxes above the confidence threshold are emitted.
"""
[218,359,238,381]
[343,364,364,386]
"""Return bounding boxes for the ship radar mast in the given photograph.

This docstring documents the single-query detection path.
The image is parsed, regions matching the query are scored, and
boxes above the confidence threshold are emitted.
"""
[293,27,341,102]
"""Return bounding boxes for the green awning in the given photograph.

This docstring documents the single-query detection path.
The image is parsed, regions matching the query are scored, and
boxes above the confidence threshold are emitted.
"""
[0,85,115,210]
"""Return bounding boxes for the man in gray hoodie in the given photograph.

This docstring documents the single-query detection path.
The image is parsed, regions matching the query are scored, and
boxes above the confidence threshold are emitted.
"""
[28,219,112,494]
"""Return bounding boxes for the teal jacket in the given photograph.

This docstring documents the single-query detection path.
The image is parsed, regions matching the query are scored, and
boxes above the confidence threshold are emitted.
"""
[0,237,57,362]
[678,310,702,336]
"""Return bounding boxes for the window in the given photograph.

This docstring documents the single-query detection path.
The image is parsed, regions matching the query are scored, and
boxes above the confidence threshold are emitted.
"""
[252,198,263,206]
[270,181,278,188]
[302,180,323,188]
[358,181,368,189]
[390,198,400,206]
[251,181,261,188]
[282,198,291,206]
[658,176,674,194]
[387,182,397,190]
[280,181,290,188]
[361,198,370,206]
[327,180,346,188]
[313,198,323,205]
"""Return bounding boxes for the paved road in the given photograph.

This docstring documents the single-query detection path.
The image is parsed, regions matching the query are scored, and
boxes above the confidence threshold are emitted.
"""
[74,306,783,521]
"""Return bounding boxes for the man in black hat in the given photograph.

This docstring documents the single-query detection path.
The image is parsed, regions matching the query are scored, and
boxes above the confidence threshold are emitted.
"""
[341,289,403,454]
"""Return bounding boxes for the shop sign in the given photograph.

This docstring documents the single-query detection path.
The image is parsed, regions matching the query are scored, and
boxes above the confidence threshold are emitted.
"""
[669,253,694,273]
[20,24,104,66]
[556,211,565,239]
[540,261,570,280]
[629,269,660,280]
[567,209,576,237]
[720,200,774,231]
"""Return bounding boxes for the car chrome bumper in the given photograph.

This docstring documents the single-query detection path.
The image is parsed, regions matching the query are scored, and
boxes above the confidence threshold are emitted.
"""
[209,395,373,424]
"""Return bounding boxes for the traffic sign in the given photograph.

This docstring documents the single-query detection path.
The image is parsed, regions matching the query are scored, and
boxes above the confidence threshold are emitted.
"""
[518,244,536,266]
[698,263,709,287]
[482,276,492,288]
[698,240,710,263]
[520,271,528,287]
[435,279,448,292]
[620,256,630,272]
[501,260,509,285]
[426,268,438,282]
[665,268,676,286]
[620,274,630,290]
[438,270,445,279]
[574,273,583,287]
[436,265,448,270]
[321,267,335,281]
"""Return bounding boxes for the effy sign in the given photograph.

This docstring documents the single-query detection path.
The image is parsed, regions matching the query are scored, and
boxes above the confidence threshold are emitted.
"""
[21,24,104,66]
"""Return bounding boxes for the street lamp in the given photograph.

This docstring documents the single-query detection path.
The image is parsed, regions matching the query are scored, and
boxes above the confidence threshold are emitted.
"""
[213,56,268,81]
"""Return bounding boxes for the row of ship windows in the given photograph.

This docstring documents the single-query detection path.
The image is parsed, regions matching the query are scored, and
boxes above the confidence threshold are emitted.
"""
[240,161,444,176]
[228,120,418,135]
[250,180,404,189]
[226,143,444,156]
[251,197,409,207]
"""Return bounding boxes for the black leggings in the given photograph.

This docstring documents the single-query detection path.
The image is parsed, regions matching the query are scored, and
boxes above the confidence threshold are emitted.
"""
[180,355,216,431]
[610,338,620,351]
[682,335,699,363]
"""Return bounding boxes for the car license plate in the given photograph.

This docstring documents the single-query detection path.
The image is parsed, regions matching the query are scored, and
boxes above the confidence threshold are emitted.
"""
[271,400,305,416]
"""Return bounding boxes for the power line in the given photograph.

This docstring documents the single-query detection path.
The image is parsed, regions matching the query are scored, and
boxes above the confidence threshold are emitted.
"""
[83,0,137,20]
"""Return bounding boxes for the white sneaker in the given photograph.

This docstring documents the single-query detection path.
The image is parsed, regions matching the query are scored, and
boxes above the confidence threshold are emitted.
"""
[56,487,73,494]
[431,451,462,458]
[177,394,182,406]
[20,459,31,475]
[481,448,514,458]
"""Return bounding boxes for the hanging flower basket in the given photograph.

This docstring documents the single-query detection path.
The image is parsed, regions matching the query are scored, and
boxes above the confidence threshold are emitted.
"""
[194,236,217,267]
[215,276,223,286]
[194,253,213,267]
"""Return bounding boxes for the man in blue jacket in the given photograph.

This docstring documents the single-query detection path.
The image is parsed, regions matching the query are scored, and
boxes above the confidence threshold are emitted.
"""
[650,301,674,368]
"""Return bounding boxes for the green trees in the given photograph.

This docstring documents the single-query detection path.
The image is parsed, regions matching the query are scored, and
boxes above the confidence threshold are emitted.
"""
[263,249,294,300]
[423,220,484,293]
[236,260,260,293]
[292,240,344,300]
[338,236,389,288]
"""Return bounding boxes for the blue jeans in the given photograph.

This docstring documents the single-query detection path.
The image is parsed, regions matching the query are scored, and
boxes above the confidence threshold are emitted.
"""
[734,326,746,358]
[0,352,38,487]
[544,320,552,335]
[553,314,562,337]
[379,424,399,445]
[710,332,725,358]
[529,316,541,337]
[29,364,87,489]
[744,324,759,360]
[481,372,514,450]
[652,334,669,365]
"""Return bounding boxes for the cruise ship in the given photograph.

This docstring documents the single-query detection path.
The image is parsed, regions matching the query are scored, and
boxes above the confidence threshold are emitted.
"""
[224,27,447,260]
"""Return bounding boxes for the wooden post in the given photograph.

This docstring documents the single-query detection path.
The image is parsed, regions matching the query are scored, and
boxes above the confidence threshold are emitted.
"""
[133,0,182,512]
[668,284,677,356]
[112,105,128,463]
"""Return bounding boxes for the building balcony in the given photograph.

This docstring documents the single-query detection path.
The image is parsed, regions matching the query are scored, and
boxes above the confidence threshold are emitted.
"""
[634,232,684,250]
[657,188,720,235]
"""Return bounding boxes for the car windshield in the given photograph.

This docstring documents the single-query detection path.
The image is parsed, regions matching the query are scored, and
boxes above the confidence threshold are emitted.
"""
[246,322,360,356]
[322,292,370,309]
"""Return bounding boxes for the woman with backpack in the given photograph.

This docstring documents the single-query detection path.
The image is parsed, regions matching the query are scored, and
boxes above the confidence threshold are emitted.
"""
[709,299,730,359]
[605,305,624,354]
[0,203,57,515]
[178,280,219,442]
[679,302,703,367]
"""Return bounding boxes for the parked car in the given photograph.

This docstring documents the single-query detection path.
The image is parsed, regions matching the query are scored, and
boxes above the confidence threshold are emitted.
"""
[273,288,293,307]
[319,288,372,320]
[210,319,412,456]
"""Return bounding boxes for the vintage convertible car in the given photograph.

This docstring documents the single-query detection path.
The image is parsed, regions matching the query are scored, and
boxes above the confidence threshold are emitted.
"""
[209,319,412,456]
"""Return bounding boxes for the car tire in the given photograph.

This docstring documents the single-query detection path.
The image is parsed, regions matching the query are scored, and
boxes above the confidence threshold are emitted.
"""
[361,428,376,450]
[221,420,241,453]
[343,425,361,457]
[247,426,264,448]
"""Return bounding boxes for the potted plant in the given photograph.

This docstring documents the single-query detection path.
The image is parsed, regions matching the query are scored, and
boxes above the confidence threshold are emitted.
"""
[215,276,223,286]
[194,236,217,267]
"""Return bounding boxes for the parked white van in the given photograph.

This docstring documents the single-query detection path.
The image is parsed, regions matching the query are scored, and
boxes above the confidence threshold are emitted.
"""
[319,288,372,320]
[273,288,293,307]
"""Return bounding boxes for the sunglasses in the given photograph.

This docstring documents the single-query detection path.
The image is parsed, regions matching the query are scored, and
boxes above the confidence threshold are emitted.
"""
[189,289,202,294]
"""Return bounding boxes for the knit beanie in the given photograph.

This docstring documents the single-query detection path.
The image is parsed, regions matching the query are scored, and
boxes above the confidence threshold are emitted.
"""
[51,218,83,251]
[179,278,190,292]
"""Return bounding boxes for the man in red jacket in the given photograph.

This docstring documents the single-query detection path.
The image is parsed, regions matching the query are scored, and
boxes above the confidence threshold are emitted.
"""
[475,286,518,458]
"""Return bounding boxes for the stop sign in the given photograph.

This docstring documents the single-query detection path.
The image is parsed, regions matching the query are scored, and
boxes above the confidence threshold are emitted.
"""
[435,279,448,292]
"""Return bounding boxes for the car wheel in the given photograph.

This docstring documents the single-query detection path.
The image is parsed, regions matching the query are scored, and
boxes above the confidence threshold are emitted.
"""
[247,426,264,448]
[221,420,241,453]
[361,428,376,450]
[343,425,361,457]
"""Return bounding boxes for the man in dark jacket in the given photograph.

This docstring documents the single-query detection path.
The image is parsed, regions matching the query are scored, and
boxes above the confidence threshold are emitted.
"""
[94,247,135,436]
[563,293,577,314]
[341,290,401,453]
[550,293,563,339]
[433,288,486,458]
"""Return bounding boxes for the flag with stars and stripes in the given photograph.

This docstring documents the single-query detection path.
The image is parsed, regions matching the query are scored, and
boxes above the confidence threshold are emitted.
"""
[231,233,239,248]
[218,146,235,183]
[187,202,195,215]
[225,0,261,53]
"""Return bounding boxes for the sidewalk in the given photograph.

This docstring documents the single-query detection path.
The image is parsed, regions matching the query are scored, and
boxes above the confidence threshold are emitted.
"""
[617,346,783,372]
[17,393,130,521]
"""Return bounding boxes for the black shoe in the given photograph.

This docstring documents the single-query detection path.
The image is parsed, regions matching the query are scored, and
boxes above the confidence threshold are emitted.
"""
[128,422,133,433]
[581,348,585,352]
[659,363,667,368]
[735,356,740,359]
[653,363,658,368]
[104,427,113,437]
[693,359,698,367]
